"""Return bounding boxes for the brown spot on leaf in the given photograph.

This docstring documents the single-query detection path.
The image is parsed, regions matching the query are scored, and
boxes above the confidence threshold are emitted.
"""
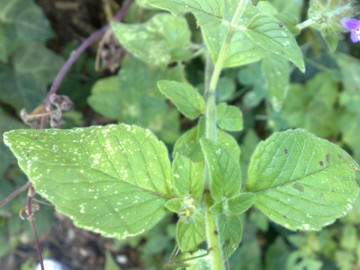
[320,193,324,198]
[319,161,324,166]
[284,148,288,155]
[338,154,344,160]
[293,183,304,193]
[326,154,330,163]
[214,230,218,236]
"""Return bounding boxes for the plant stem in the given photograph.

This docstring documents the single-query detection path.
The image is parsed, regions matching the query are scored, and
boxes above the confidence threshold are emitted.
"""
[202,1,249,269]
[0,181,31,207]
[296,18,315,31]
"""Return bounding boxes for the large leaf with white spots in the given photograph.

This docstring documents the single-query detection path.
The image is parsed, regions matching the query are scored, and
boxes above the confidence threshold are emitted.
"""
[4,124,173,239]
[247,129,359,231]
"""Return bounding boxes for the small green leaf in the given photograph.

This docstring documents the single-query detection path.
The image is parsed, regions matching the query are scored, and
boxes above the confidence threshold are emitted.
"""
[165,198,183,213]
[247,129,360,231]
[244,13,305,72]
[202,23,265,68]
[217,77,236,102]
[177,211,206,251]
[158,80,205,119]
[88,57,184,143]
[202,4,266,68]
[174,196,206,251]
[173,125,241,162]
[0,0,53,61]
[237,62,266,108]
[0,108,26,176]
[262,55,290,111]
[336,53,360,115]
[200,139,242,201]
[339,112,360,161]
[218,214,243,258]
[147,0,223,26]
[210,192,255,216]
[172,155,204,200]
[4,124,173,239]
[227,193,255,215]
[111,13,192,67]
[217,103,244,132]
[0,43,63,111]
[340,224,358,251]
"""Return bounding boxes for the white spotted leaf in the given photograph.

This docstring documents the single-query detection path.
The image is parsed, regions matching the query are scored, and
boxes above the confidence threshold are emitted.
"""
[172,154,204,200]
[200,139,242,202]
[247,129,360,231]
[244,13,305,72]
[147,0,224,26]
[4,124,173,239]
[111,13,192,67]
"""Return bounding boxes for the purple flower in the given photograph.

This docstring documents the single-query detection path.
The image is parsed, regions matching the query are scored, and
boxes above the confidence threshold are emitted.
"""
[341,18,360,43]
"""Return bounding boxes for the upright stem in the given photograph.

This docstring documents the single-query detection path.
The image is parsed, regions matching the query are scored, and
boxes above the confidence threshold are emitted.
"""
[202,1,249,269]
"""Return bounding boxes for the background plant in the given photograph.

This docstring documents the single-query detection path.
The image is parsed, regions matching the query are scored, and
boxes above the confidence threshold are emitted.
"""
[1,0,360,269]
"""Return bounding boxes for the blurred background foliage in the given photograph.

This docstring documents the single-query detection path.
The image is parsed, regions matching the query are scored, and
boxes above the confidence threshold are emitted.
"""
[0,0,360,269]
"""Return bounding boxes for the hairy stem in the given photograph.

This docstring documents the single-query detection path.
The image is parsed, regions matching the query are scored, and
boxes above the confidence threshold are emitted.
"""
[296,18,315,31]
[202,1,249,269]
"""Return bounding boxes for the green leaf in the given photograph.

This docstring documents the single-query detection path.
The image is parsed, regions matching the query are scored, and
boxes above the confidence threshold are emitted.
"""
[340,224,357,251]
[0,43,63,111]
[216,103,243,132]
[172,155,204,200]
[237,62,266,108]
[247,129,360,231]
[111,13,192,67]
[202,4,266,68]
[4,124,173,239]
[336,53,360,115]
[218,214,243,258]
[88,57,184,143]
[262,55,290,111]
[200,139,242,201]
[174,125,241,162]
[280,72,338,137]
[158,80,205,119]
[339,112,360,161]
[0,0,53,61]
[0,108,26,176]
[217,77,236,102]
[287,251,322,270]
[244,13,305,72]
[265,237,290,270]
[177,204,206,251]
[202,26,265,68]
[147,0,224,26]
[211,192,255,216]
[227,193,255,215]
[166,196,206,251]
